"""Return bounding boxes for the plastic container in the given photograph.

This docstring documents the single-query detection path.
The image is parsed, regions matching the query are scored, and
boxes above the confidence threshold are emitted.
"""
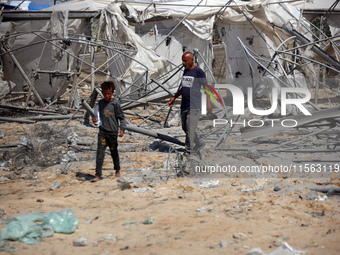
[94,102,102,126]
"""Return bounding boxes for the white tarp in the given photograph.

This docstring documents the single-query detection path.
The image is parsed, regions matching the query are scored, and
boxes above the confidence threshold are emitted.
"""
[45,0,324,89]
[214,0,314,91]
[1,0,339,103]
[100,4,173,95]
[0,11,87,100]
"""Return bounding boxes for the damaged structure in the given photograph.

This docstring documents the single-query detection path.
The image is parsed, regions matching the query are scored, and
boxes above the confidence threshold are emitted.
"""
[1,2,340,254]
[0,0,339,171]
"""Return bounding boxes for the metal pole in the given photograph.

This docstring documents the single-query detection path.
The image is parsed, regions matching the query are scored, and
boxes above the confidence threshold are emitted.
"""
[68,41,88,107]
[81,100,185,146]
[137,103,168,126]
[27,114,84,120]
[1,42,45,106]
[283,26,340,71]
[0,117,36,123]
[25,41,47,106]
[154,0,204,51]
[237,38,321,112]
[90,17,95,92]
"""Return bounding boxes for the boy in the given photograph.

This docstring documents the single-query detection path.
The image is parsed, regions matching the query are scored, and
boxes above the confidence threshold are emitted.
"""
[92,81,126,181]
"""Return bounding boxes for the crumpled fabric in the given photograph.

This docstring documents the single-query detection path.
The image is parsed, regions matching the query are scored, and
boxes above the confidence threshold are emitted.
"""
[0,209,79,244]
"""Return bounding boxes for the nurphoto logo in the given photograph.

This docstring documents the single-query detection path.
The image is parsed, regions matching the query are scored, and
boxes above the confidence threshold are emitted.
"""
[203,84,312,128]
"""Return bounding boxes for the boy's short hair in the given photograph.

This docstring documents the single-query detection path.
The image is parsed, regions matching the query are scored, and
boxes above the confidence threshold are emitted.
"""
[101,81,115,91]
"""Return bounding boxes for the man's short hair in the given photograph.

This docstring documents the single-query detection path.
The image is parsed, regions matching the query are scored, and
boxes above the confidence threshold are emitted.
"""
[101,81,115,91]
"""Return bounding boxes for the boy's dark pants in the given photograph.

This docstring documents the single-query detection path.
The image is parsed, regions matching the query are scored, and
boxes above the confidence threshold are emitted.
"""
[95,130,120,178]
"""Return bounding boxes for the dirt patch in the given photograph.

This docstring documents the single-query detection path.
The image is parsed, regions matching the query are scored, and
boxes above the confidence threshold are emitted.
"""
[0,115,340,254]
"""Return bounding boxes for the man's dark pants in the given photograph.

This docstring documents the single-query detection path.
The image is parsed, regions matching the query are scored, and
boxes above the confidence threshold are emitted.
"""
[181,109,202,152]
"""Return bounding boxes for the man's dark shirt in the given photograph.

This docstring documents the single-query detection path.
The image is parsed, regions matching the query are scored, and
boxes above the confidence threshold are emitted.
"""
[181,66,207,110]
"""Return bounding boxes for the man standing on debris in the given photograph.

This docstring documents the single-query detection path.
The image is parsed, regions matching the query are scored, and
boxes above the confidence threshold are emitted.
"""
[92,81,126,181]
[168,51,212,153]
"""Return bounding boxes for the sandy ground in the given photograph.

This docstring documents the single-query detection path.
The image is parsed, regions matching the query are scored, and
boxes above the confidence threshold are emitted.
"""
[0,111,340,255]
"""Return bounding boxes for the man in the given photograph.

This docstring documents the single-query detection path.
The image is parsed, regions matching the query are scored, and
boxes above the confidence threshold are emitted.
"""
[168,52,212,153]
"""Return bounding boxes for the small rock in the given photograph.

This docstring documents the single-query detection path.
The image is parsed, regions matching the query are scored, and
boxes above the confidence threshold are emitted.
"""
[118,182,131,190]
[0,209,6,218]
[73,238,89,246]
[142,218,154,224]
[233,232,247,239]
[49,181,61,190]
[199,180,219,188]
[246,147,261,159]
[274,186,281,191]
[196,207,214,212]
[219,240,236,247]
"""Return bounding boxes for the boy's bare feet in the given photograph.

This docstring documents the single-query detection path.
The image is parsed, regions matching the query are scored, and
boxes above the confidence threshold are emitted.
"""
[115,170,121,178]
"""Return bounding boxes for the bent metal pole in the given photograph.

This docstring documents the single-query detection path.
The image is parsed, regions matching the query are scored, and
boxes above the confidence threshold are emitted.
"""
[81,100,185,147]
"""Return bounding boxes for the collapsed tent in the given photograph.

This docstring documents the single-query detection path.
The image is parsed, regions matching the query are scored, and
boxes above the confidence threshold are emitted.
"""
[0,0,339,114]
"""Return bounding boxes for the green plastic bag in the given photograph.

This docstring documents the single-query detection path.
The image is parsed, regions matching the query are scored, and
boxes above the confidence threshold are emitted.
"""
[4,212,45,224]
[0,209,78,245]
[43,209,79,234]
[0,220,43,244]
